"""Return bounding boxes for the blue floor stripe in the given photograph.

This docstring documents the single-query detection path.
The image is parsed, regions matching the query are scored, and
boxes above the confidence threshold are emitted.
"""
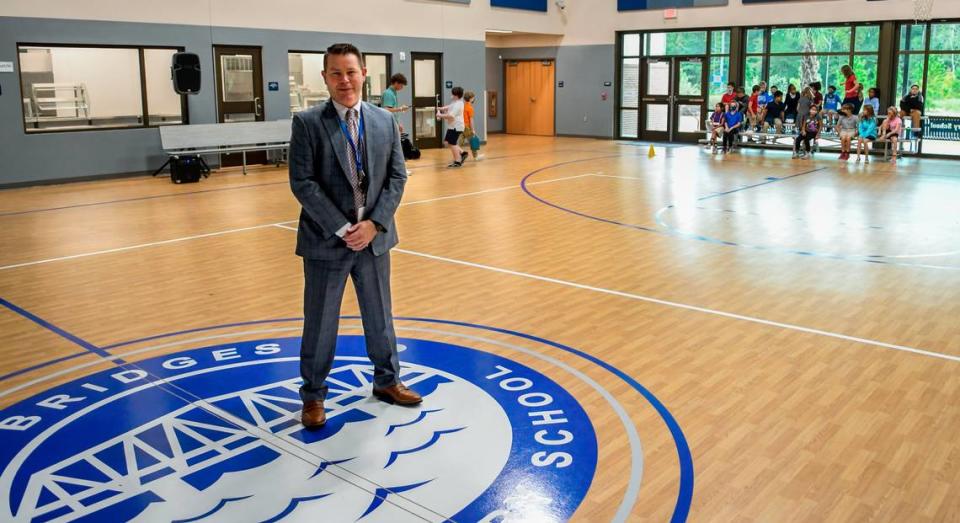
[0,297,118,361]
[16,315,693,522]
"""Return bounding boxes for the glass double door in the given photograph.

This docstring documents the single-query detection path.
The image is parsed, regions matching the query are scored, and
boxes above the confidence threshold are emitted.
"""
[640,57,706,143]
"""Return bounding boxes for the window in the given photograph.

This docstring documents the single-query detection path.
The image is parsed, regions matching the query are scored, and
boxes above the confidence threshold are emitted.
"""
[746,29,765,54]
[288,51,329,113]
[744,56,764,88]
[621,57,640,138]
[144,49,184,126]
[619,33,642,138]
[895,22,960,155]
[900,24,927,52]
[855,26,880,53]
[363,54,391,105]
[711,30,730,55]
[744,24,879,102]
[709,56,729,107]
[644,31,707,56]
[17,44,186,133]
[770,27,850,55]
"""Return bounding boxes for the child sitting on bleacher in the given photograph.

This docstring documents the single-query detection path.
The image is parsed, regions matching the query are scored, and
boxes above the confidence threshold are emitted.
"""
[762,92,786,140]
[748,85,761,133]
[836,103,859,161]
[856,105,877,163]
[878,106,903,163]
[823,86,841,129]
[723,102,744,154]
[811,82,824,109]
[784,84,800,123]
[710,103,726,150]
[734,87,748,113]
[793,105,821,159]
[864,87,881,116]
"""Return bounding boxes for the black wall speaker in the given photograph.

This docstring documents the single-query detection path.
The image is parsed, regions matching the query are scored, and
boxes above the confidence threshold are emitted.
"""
[172,52,201,94]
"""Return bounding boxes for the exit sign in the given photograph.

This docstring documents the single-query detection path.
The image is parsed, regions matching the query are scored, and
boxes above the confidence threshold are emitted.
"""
[664,8,678,19]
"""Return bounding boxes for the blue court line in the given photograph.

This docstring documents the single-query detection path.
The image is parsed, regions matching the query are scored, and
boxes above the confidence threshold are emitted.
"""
[523,163,960,270]
[695,167,825,202]
[652,168,960,268]
[0,181,289,217]
[520,156,664,234]
[80,316,696,522]
[0,297,121,364]
[0,148,634,218]
[1,315,696,521]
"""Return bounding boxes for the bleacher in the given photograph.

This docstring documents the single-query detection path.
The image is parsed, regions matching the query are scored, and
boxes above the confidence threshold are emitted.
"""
[699,117,924,159]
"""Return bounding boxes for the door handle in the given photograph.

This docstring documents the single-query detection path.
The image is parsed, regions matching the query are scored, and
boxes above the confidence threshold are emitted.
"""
[254,96,262,117]
[530,97,536,103]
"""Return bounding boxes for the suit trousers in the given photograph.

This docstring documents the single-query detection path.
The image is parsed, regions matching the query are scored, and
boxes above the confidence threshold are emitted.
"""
[300,249,400,402]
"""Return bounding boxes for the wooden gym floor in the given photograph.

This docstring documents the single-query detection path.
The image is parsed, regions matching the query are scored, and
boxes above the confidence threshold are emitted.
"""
[0,135,958,522]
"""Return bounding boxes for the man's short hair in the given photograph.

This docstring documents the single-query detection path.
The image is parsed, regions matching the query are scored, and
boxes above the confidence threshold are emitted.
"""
[324,43,364,69]
[452,86,464,97]
[389,73,408,86]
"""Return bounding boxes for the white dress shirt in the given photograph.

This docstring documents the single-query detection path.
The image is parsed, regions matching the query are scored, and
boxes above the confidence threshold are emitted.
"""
[331,98,364,238]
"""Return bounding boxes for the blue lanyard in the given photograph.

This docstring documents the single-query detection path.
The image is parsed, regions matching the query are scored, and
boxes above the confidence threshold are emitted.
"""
[338,110,365,174]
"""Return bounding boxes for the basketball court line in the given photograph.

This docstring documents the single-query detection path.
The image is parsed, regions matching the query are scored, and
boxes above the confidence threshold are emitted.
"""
[0,146,626,218]
[379,247,959,364]
[0,320,663,522]
[3,167,957,390]
[0,181,289,218]
[0,297,114,360]
[0,173,597,272]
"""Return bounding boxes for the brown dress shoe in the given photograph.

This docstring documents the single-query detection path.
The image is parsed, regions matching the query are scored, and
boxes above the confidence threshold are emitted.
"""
[301,400,327,428]
[372,383,422,406]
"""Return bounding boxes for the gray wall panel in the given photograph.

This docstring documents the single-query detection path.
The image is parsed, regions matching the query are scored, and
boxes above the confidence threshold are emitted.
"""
[485,44,614,138]
[0,17,485,185]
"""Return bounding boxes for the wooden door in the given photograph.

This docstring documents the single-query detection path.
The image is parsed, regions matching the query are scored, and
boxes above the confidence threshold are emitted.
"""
[411,52,443,149]
[505,60,555,136]
[214,45,265,166]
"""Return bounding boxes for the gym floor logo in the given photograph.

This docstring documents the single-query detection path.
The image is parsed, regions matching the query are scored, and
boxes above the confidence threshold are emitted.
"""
[0,336,598,522]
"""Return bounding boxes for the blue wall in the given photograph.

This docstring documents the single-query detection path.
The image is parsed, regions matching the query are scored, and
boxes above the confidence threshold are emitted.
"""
[491,0,548,12]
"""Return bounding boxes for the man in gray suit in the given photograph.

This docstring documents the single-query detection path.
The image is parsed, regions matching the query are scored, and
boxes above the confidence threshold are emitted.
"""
[289,43,421,429]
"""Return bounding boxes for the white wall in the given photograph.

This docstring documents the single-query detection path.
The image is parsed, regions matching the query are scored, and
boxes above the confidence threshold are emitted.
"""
[0,0,565,42]
[563,0,960,45]
[4,0,960,47]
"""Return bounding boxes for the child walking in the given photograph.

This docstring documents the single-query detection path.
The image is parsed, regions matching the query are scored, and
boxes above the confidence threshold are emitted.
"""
[437,86,467,168]
[460,91,482,160]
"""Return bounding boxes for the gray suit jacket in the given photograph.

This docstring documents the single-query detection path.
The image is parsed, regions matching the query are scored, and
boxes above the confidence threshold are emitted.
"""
[289,101,407,259]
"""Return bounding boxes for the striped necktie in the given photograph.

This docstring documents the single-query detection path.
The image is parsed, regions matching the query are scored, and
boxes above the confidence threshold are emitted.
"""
[345,108,365,216]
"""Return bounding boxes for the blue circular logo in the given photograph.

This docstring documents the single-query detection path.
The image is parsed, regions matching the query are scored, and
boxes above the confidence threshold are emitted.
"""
[0,336,598,522]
